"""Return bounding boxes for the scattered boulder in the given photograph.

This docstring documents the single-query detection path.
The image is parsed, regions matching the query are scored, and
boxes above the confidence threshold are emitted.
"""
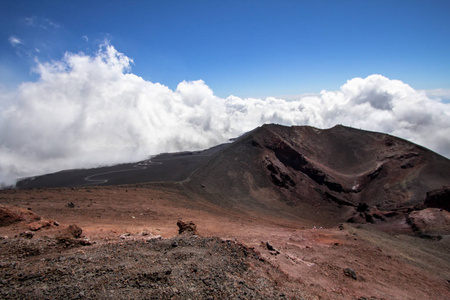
[79,237,93,246]
[145,235,162,241]
[28,219,55,231]
[176,220,198,235]
[19,231,35,239]
[67,202,76,208]
[343,267,358,280]
[406,208,450,237]
[56,224,85,247]
[120,233,131,239]
[67,224,83,238]
[264,241,280,255]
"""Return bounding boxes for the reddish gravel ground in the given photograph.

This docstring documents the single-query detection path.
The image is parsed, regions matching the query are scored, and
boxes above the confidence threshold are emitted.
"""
[1,185,449,299]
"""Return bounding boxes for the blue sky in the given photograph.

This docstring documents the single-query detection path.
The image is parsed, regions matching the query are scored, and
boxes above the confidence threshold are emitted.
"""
[1,0,450,185]
[1,0,449,98]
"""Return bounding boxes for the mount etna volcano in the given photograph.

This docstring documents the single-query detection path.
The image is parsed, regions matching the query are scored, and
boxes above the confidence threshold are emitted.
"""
[2,124,450,299]
[185,124,450,227]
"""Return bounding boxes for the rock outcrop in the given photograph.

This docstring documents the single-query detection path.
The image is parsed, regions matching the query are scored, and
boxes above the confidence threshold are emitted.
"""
[177,220,198,235]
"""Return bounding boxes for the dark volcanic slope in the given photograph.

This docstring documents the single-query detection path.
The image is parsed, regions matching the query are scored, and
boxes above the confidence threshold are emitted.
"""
[185,124,450,225]
[16,144,228,189]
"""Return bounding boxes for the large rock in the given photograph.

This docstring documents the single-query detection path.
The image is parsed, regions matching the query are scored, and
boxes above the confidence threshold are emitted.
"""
[406,208,450,237]
[67,224,83,238]
[176,220,198,235]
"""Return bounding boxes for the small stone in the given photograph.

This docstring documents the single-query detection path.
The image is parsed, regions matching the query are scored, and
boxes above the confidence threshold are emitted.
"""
[266,241,280,255]
[120,233,131,239]
[68,225,83,238]
[343,267,357,280]
[20,231,34,239]
[144,235,161,241]
[79,238,93,246]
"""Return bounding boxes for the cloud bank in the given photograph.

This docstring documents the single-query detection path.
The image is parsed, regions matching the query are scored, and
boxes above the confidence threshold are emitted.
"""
[1,44,449,186]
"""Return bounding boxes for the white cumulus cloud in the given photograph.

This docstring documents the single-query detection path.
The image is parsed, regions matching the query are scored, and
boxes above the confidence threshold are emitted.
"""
[1,44,449,186]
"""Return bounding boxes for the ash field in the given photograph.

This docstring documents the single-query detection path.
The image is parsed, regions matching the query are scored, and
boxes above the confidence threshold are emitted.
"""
[1,124,450,299]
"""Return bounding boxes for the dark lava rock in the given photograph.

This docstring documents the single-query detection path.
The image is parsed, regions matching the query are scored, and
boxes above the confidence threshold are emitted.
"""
[425,186,450,211]
[177,220,198,235]
[67,224,83,238]
[343,267,358,280]
[19,231,34,239]
[265,241,280,255]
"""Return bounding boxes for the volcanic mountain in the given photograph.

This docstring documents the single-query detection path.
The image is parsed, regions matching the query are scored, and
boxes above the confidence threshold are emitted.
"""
[185,124,450,227]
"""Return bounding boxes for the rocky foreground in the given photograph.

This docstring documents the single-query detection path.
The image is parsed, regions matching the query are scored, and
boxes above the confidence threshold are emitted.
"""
[1,233,306,299]
[1,187,449,300]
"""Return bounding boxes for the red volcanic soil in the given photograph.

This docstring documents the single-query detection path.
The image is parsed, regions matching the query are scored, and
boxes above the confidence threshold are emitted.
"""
[1,124,450,299]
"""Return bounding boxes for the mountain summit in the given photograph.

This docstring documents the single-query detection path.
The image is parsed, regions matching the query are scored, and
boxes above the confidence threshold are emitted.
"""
[186,124,450,226]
